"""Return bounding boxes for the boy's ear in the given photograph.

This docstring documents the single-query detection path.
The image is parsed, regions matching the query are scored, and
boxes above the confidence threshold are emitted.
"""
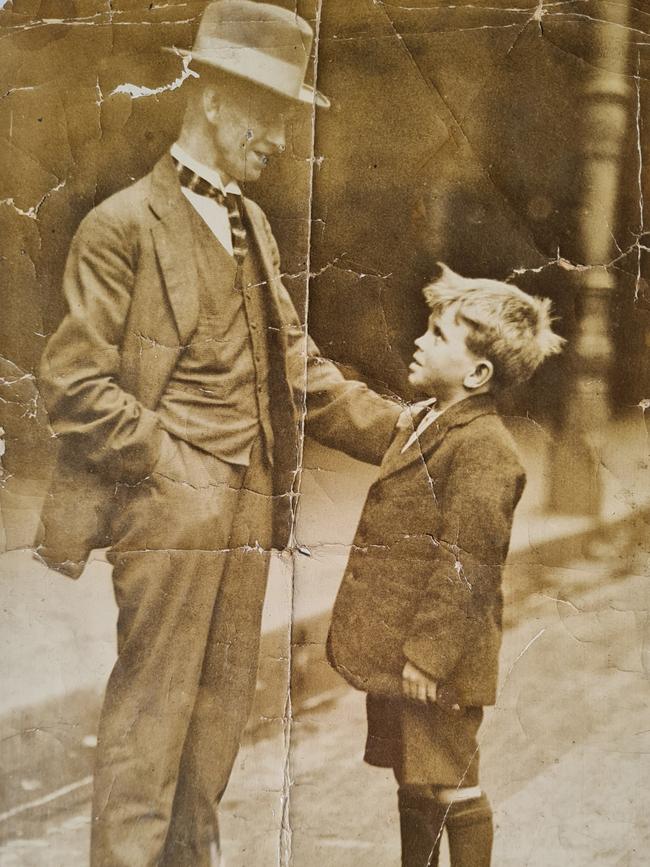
[463,360,494,391]
[434,262,468,292]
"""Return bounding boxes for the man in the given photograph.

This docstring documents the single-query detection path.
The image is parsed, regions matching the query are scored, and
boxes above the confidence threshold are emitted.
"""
[37,2,400,864]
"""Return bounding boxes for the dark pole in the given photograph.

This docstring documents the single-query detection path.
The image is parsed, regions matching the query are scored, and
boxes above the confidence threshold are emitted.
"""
[550,0,633,515]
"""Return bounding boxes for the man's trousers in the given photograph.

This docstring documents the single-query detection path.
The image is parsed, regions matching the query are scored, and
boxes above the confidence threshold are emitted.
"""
[90,435,273,866]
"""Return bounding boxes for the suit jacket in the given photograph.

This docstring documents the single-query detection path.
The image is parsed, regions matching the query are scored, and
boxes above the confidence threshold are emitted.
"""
[37,154,400,577]
[327,394,526,707]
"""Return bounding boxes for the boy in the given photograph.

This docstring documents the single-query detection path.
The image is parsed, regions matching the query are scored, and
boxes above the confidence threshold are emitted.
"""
[327,264,564,867]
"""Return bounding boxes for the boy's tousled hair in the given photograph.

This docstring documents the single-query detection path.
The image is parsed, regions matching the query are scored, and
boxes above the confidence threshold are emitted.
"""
[423,263,565,387]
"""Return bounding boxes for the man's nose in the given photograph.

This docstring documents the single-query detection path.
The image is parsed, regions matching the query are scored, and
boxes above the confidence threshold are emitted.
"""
[266,119,286,153]
[414,333,426,350]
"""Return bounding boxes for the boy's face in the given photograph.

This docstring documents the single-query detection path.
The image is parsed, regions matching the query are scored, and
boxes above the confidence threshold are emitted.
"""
[408,304,484,399]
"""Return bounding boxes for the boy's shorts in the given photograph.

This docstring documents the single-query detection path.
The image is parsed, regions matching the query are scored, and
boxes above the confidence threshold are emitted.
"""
[365,695,483,788]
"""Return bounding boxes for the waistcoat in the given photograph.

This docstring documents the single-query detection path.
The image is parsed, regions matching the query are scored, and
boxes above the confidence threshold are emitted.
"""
[157,204,274,465]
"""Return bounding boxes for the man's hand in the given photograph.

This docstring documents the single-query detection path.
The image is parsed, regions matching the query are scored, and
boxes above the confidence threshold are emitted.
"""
[396,399,437,431]
[402,661,437,704]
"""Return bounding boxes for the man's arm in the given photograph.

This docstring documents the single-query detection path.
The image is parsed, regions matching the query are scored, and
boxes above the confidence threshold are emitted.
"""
[259,213,401,464]
[283,310,401,465]
[39,207,166,483]
[402,435,526,683]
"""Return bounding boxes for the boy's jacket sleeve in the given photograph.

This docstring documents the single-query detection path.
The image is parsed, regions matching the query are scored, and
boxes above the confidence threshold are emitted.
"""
[402,437,526,682]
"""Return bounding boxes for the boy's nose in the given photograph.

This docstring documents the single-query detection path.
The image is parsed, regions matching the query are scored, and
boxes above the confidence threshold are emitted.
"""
[414,334,426,350]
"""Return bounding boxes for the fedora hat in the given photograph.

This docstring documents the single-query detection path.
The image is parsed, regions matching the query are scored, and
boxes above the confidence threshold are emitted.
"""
[165,0,329,107]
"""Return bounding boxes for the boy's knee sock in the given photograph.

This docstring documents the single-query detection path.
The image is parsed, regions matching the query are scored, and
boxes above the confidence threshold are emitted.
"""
[398,785,493,867]
[397,786,446,867]
[443,790,493,867]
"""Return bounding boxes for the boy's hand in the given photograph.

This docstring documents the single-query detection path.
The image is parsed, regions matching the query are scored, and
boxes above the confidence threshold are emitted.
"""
[402,661,437,704]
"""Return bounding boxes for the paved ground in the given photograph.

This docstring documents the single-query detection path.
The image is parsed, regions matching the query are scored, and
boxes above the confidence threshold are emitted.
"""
[2,413,648,864]
[2,545,649,866]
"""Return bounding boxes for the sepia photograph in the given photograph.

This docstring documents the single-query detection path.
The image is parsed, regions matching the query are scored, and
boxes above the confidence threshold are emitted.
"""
[1,1,649,864]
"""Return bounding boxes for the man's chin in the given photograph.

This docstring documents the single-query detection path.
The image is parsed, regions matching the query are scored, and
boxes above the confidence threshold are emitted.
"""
[243,154,269,182]
[242,167,262,183]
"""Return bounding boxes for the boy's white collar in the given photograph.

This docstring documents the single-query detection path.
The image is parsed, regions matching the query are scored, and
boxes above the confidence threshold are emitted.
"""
[400,399,441,453]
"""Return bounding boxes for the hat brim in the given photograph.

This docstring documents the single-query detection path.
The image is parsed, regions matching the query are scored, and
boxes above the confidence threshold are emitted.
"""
[163,46,330,108]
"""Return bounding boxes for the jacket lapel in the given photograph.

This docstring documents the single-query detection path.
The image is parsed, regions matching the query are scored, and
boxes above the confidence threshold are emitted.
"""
[377,415,425,478]
[241,197,291,355]
[148,155,201,344]
[241,199,275,286]
[379,394,498,481]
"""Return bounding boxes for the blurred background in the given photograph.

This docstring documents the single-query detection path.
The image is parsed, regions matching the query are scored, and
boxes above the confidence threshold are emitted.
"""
[1,1,649,864]
[1,0,649,513]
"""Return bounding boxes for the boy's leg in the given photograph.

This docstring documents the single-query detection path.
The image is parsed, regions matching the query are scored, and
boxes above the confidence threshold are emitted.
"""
[395,701,491,867]
[397,785,493,867]
[438,787,493,867]
[397,785,445,867]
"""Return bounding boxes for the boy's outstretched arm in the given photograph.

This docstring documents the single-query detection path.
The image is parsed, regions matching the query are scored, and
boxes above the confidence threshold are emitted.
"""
[402,433,526,685]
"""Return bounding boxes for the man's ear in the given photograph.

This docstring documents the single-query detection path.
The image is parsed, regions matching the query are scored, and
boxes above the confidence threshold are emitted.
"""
[463,360,494,391]
[202,86,220,125]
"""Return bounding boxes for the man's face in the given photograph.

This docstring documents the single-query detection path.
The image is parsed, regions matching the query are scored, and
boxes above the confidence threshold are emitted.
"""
[208,77,294,184]
[408,304,482,399]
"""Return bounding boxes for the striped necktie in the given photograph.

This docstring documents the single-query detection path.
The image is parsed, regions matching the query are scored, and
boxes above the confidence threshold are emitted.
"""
[172,158,249,264]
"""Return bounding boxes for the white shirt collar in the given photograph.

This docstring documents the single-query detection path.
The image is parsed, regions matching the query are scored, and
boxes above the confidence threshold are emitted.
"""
[409,397,438,425]
[170,142,242,197]
[400,398,441,454]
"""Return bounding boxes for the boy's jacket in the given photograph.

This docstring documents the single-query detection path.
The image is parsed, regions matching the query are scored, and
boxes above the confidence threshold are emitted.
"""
[328,394,526,707]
